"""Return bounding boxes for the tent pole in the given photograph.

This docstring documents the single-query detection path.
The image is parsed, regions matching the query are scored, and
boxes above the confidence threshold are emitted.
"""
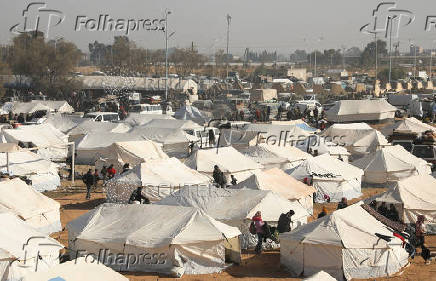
[6,152,9,175]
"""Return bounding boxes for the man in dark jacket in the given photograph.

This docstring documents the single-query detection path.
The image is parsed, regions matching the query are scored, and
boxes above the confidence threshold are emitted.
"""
[277,210,295,233]
[83,169,95,200]
[128,187,150,204]
[213,165,226,188]
[337,197,348,210]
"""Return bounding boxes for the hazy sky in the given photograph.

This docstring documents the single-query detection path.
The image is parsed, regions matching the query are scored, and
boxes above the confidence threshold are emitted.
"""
[1,0,436,55]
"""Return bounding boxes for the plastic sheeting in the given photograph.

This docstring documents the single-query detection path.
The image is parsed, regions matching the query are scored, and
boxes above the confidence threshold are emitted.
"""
[67,204,240,276]
[0,178,61,234]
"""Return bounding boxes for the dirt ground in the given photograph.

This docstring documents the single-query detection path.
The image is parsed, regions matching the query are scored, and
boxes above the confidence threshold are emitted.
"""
[46,183,436,281]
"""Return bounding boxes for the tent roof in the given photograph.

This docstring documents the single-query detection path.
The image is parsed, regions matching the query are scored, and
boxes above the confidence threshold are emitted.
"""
[109,157,209,187]
[322,124,388,147]
[67,204,240,248]
[23,257,128,281]
[237,146,289,166]
[352,145,431,174]
[289,154,363,181]
[326,99,397,116]
[174,105,207,124]
[105,140,168,161]
[142,118,202,130]
[374,175,436,210]
[2,123,68,148]
[381,117,435,136]
[281,202,402,249]
[259,144,313,163]
[68,119,131,135]
[304,271,337,281]
[158,188,309,222]
[184,147,263,173]
[0,178,59,221]
[233,168,316,200]
[0,150,58,176]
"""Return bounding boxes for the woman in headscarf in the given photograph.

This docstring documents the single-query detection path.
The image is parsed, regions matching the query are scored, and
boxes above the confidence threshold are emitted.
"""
[252,211,265,254]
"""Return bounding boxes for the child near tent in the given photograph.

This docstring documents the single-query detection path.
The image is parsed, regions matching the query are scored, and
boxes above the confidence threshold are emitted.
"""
[252,211,265,254]
[107,164,116,179]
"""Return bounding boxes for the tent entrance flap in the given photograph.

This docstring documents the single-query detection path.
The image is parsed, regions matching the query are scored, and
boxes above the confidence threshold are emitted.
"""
[224,236,241,264]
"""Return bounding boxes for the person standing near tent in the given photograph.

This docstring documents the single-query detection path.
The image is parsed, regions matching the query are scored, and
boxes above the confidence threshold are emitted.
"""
[387,204,399,222]
[337,197,348,210]
[252,211,265,254]
[208,129,216,146]
[213,165,226,188]
[318,206,327,219]
[378,202,389,217]
[128,186,150,204]
[230,175,237,185]
[121,163,130,174]
[100,165,107,183]
[83,169,94,200]
[107,164,116,179]
[277,210,295,233]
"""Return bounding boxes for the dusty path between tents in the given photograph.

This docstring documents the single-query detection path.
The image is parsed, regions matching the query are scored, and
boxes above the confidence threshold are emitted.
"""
[47,187,436,281]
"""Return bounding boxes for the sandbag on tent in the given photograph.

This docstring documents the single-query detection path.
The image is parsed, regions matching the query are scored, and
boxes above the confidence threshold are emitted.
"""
[0,178,61,234]
[321,123,389,157]
[381,117,435,136]
[157,188,309,249]
[106,158,210,202]
[174,104,207,125]
[280,202,409,281]
[237,146,290,169]
[185,146,263,182]
[67,204,241,276]
[258,144,313,169]
[372,175,436,225]
[232,168,316,214]
[325,99,397,123]
[0,212,63,281]
[304,271,337,281]
[352,145,432,185]
[0,151,60,191]
[287,154,363,203]
[95,140,168,171]
[1,123,69,161]
[23,257,128,281]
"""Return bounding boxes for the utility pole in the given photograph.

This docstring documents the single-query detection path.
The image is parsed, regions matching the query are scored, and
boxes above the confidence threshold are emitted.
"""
[314,51,317,77]
[226,14,231,95]
[375,33,378,82]
[430,50,433,81]
[388,16,395,85]
[164,9,171,101]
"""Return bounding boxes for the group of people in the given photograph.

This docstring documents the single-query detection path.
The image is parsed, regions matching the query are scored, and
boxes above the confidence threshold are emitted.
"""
[82,163,131,200]
[212,165,237,188]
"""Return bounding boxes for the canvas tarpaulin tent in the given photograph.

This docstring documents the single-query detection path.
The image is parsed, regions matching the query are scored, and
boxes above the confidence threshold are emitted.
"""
[0,178,61,234]
[185,146,263,182]
[304,271,337,281]
[106,158,210,202]
[372,175,436,224]
[95,140,168,171]
[280,202,409,280]
[0,151,60,191]
[381,117,435,136]
[1,123,69,161]
[45,113,84,134]
[352,145,432,184]
[239,123,313,146]
[287,154,363,203]
[174,105,208,125]
[232,168,316,214]
[325,99,397,123]
[237,146,291,169]
[141,118,202,131]
[0,212,63,281]
[321,123,389,157]
[258,144,313,169]
[23,257,128,281]
[158,187,310,249]
[294,135,351,162]
[67,204,241,277]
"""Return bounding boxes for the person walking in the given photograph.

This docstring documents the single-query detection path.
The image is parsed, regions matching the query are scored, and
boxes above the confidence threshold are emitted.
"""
[83,169,94,200]
[128,186,150,204]
[107,164,116,179]
[252,211,265,254]
[277,210,295,233]
[213,165,226,188]
[230,175,237,185]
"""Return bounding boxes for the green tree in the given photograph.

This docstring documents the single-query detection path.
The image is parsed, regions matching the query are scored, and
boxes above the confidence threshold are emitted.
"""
[377,68,406,83]
[360,40,387,66]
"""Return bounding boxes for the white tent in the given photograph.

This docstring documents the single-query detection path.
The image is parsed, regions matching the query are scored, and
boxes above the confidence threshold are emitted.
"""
[0,151,60,191]
[95,140,168,171]
[287,154,363,203]
[372,175,436,224]
[67,204,241,276]
[237,146,290,169]
[321,123,389,157]
[38,100,74,113]
[123,113,175,127]
[280,202,409,280]
[258,144,313,169]
[232,168,316,213]
[3,101,50,115]
[0,212,63,281]
[304,271,337,281]
[240,123,313,146]
[352,145,432,185]
[174,105,207,125]
[295,135,351,162]
[142,118,202,131]
[325,99,397,123]
[23,257,128,281]
[0,178,61,234]
[45,113,83,134]
[381,117,435,136]
[185,146,263,182]
[158,188,310,249]
[68,119,131,138]
[1,123,69,161]
[106,158,210,202]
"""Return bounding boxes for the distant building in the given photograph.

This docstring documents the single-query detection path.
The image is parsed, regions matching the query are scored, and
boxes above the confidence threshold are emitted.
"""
[287,68,307,81]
